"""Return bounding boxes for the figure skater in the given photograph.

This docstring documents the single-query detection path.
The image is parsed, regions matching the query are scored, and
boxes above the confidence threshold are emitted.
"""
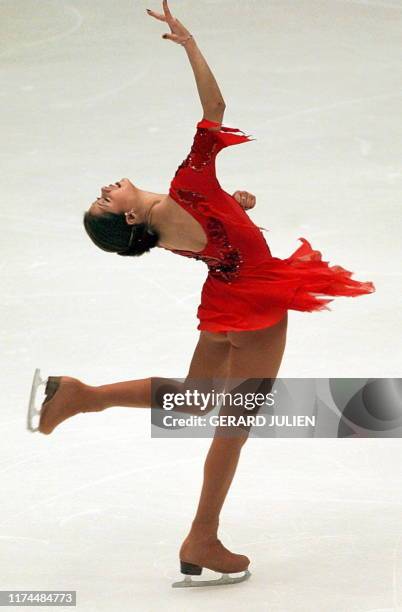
[27,0,375,588]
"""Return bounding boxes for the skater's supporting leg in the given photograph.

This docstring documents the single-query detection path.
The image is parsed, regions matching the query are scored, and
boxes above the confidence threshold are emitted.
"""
[226,312,288,379]
[188,434,248,535]
[180,314,288,571]
[189,314,288,532]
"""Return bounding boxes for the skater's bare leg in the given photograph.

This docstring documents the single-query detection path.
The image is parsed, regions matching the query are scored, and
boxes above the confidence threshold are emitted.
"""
[37,377,153,435]
[38,332,229,433]
[92,331,230,414]
[180,433,251,572]
[181,314,288,571]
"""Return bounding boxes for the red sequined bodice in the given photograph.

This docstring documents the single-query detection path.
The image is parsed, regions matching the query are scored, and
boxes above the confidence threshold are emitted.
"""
[168,118,272,283]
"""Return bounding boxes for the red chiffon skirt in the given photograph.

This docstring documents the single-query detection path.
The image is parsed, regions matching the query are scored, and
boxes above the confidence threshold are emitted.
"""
[197,237,376,333]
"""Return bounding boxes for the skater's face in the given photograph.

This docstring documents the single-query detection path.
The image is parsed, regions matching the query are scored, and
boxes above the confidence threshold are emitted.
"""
[89,178,135,216]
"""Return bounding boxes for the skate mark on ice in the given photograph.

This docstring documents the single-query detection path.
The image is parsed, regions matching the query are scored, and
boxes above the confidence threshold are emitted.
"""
[392,533,402,611]
[0,535,49,545]
[0,457,198,529]
[0,3,84,60]
[263,91,402,125]
[49,63,153,110]
[333,0,402,9]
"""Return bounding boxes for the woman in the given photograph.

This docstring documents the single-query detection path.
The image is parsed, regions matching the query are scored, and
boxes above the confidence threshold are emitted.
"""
[28,0,375,587]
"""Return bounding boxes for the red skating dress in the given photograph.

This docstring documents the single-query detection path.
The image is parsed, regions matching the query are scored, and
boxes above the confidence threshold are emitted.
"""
[167,118,376,333]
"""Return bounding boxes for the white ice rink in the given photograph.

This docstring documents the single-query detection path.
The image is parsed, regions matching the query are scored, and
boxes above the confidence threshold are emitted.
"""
[1,0,402,610]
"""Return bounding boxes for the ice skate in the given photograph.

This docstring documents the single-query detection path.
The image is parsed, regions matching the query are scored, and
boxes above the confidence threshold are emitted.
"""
[172,563,251,588]
[27,368,51,432]
[172,537,251,588]
[27,369,89,434]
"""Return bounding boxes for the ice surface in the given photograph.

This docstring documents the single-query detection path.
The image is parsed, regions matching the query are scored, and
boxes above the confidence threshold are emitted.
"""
[1,0,401,610]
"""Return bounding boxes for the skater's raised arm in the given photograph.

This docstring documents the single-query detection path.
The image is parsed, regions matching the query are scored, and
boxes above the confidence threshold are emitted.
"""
[147,1,226,125]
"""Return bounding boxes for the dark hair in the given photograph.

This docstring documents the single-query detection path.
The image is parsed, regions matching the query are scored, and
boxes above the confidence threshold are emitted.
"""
[83,211,159,257]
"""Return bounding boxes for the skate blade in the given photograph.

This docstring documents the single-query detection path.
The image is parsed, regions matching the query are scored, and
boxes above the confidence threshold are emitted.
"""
[27,368,48,432]
[172,569,251,588]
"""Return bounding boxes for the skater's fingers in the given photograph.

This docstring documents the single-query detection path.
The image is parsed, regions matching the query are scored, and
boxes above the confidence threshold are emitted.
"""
[232,190,244,204]
[241,191,255,209]
[163,0,175,23]
[146,8,167,22]
[246,194,256,209]
[233,191,256,210]
[240,192,249,207]
[162,33,180,43]
[233,191,245,208]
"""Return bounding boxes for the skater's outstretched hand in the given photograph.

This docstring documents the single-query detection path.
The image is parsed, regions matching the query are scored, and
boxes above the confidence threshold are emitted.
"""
[232,191,256,211]
[146,0,192,45]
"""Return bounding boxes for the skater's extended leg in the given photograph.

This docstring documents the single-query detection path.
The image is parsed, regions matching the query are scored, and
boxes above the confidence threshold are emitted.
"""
[37,376,152,435]
[180,314,288,573]
[37,331,230,434]
[92,331,230,416]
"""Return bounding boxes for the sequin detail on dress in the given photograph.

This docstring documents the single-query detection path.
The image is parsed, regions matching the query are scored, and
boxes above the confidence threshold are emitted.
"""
[204,218,243,282]
[174,189,243,283]
[174,128,219,175]
[176,189,210,214]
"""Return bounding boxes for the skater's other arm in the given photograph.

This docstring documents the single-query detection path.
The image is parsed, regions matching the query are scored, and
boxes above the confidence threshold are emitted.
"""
[232,190,256,211]
[147,1,226,126]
